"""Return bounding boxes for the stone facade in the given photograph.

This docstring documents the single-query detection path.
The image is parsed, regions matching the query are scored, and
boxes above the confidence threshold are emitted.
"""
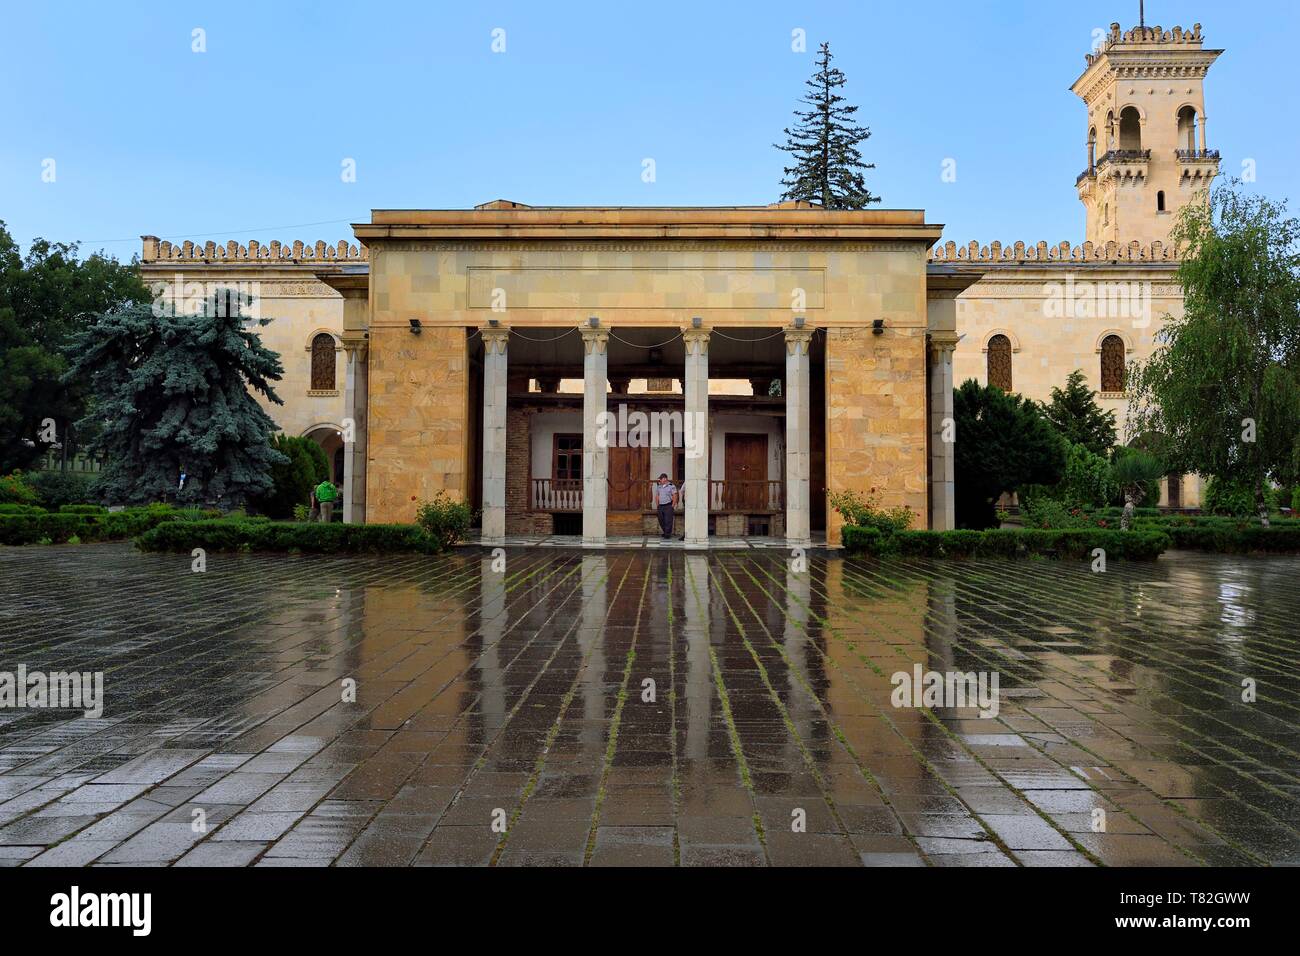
[366,325,469,524]
[825,326,929,546]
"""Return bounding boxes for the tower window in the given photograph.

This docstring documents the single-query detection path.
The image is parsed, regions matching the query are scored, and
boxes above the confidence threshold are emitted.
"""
[1157,191,1166,212]
[987,334,1013,392]
[1118,107,1142,151]
[1100,335,1126,392]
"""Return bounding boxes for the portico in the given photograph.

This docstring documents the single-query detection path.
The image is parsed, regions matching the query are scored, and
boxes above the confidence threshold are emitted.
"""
[349,202,958,547]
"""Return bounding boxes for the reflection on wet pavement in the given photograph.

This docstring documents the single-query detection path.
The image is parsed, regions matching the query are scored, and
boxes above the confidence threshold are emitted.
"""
[0,543,1297,867]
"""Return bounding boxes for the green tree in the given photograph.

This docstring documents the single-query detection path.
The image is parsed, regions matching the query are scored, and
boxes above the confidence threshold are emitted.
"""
[1128,184,1300,526]
[65,294,287,506]
[953,379,1066,529]
[253,434,320,518]
[775,42,879,209]
[0,222,149,472]
[1040,369,1117,456]
[1110,446,1165,529]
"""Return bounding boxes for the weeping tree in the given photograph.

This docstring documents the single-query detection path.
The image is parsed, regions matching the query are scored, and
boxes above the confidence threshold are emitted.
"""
[774,42,879,209]
[65,292,286,506]
[1128,184,1300,526]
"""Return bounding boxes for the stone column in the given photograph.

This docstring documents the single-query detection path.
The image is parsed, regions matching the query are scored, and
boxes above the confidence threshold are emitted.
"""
[928,333,958,531]
[1199,115,1208,152]
[682,327,710,548]
[480,327,510,543]
[784,327,814,548]
[341,338,368,524]
[581,325,610,545]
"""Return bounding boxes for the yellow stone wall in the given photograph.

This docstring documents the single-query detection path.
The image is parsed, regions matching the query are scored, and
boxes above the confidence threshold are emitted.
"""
[366,325,470,523]
[825,326,930,546]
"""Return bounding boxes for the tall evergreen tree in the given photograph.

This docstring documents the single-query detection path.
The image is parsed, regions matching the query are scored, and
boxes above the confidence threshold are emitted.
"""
[954,379,1066,529]
[1040,369,1118,456]
[65,293,287,506]
[775,42,879,209]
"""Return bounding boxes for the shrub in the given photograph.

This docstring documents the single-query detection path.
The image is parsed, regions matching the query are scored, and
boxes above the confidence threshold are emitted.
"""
[0,503,46,515]
[28,469,96,508]
[843,525,1170,561]
[415,493,474,550]
[252,435,321,519]
[0,471,39,506]
[1203,475,1278,517]
[59,504,108,515]
[828,488,914,535]
[135,519,442,554]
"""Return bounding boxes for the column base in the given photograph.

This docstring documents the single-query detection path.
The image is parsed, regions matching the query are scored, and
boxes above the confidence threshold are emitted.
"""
[684,536,709,550]
[785,537,813,551]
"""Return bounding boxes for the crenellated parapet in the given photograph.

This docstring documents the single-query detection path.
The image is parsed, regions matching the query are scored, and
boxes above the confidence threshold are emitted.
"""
[1085,22,1204,67]
[140,236,367,264]
[928,239,1177,264]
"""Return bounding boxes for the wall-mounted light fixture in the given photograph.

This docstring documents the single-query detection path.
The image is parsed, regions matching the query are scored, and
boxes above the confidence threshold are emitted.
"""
[692,316,702,329]
[588,316,600,328]
[488,318,500,328]
[409,318,422,335]
[872,318,885,336]
[793,316,805,329]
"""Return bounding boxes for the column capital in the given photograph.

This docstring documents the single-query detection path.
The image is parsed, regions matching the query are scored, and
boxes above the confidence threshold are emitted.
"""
[682,327,711,356]
[927,331,960,358]
[580,327,609,355]
[481,326,510,355]
[340,334,368,361]
[784,326,814,356]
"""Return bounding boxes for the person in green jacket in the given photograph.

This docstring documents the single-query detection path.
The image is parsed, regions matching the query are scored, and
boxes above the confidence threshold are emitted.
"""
[315,479,338,522]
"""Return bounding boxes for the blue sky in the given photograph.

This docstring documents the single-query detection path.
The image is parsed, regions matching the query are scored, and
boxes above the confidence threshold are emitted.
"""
[1,1,1296,260]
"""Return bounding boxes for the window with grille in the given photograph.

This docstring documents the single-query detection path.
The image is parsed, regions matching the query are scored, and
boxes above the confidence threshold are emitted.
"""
[1100,335,1126,392]
[311,333,336,390]
[986,334,1013,391]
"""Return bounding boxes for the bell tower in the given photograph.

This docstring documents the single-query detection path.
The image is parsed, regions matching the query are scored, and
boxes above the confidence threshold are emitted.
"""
[1072,20,1222,246]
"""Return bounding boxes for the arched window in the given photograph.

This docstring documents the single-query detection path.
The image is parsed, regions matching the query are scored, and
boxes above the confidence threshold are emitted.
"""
[1177,106,1198,152]
[987,334,1013,392]
[1118,107,1142,150]
[311,333,336,391]
[1157,190,1166,212]
[1100,335,1126,392]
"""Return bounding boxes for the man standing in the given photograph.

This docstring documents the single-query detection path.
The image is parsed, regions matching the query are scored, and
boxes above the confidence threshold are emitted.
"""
[654,473,678,540]
[315,478,337,523]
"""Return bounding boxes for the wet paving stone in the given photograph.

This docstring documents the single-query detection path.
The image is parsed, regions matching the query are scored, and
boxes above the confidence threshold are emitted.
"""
[1,543,1298,866]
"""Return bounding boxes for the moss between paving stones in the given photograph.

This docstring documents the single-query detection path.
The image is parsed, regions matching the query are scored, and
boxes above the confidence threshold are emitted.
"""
[842,526,1171,560]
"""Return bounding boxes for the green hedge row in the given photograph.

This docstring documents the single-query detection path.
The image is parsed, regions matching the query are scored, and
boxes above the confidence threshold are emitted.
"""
[843,526,1170,560]
[1160,525,1300,553]
[0,506,215,545]
[135,520,443,554]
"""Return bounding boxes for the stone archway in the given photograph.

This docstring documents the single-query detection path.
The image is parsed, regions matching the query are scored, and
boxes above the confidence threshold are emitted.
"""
[303,424,345,483]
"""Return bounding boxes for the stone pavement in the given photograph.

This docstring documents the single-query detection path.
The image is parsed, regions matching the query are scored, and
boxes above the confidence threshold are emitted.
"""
[0,543,1296,867]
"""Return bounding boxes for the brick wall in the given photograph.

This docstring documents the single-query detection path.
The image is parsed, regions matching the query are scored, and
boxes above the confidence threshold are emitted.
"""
[506,403,551,534]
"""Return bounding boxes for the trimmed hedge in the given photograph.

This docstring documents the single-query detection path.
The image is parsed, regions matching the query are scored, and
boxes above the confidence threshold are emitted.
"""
[843,525,1170,561]
[0,504,214,545]
[135,520,444,554]
[1160,524,1300,553]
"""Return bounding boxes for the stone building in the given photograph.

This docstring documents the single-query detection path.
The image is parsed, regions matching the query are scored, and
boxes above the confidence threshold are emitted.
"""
[139,17,1218,541]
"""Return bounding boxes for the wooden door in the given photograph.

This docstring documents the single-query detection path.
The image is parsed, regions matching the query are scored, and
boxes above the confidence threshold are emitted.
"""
[608,444,650,511]
[725,434,768,510]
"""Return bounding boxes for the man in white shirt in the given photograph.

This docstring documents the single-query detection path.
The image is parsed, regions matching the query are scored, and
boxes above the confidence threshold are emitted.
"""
[654,473,679,539]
